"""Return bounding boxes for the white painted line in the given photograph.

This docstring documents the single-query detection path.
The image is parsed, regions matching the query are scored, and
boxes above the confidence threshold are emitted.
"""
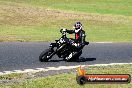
[93,42,113,44]
[89,63,132,66]
[0,63,132,75]
[13,70,23,72]
[0,65,85,75]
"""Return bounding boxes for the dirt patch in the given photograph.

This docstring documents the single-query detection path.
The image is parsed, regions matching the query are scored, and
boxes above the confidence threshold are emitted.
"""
[0,3,131,26]
[0,69,75,84]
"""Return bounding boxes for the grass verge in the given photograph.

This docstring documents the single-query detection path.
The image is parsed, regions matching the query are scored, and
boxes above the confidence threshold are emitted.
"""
[0,64,132,88]
[0,0,132,42]
[0,73,25,80]
[1,0,132,15]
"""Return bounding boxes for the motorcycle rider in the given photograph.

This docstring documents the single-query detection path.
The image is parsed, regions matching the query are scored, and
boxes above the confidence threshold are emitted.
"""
[61,22,86,61]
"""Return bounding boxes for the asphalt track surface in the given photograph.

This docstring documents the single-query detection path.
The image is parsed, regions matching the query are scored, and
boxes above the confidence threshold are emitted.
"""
[0,42,132,73]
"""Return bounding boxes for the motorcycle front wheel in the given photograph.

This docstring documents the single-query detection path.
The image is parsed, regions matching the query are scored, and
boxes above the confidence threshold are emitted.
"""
[39,49,53,62]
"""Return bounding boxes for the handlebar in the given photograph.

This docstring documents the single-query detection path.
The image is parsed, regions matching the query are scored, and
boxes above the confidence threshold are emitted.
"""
[60,29,67,38]
[60,28,67,33]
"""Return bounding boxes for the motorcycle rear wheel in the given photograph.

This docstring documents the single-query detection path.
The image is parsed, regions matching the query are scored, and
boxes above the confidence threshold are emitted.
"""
[64,50,82,62]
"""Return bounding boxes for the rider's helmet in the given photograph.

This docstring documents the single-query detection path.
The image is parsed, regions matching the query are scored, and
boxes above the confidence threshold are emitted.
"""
[73,22,82,33]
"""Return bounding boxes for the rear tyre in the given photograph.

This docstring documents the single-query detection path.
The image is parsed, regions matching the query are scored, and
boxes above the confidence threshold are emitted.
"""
[64,50,82,62]
[39,49,53,62]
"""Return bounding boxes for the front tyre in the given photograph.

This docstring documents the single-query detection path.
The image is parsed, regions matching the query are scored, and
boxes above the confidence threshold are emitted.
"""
[39,49,53,62]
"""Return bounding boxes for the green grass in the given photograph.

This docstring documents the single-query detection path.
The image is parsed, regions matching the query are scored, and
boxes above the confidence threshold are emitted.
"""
[0,64,132,88]
[1,0,132,15]
[1,24,132,42]
[0,25,61,42]
[0,0,132,42]
[0,73,24,80]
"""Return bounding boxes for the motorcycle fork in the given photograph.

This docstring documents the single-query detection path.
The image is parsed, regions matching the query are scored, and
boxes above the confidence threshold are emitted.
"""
[48,44,66,58]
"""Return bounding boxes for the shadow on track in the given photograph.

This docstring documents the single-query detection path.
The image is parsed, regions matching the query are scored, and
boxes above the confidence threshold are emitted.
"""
[49,60,64,62]
[49,57,96,62]
[78,57,96,62]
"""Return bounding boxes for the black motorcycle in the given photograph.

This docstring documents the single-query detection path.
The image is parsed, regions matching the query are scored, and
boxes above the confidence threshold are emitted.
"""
[39,29,89,62]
